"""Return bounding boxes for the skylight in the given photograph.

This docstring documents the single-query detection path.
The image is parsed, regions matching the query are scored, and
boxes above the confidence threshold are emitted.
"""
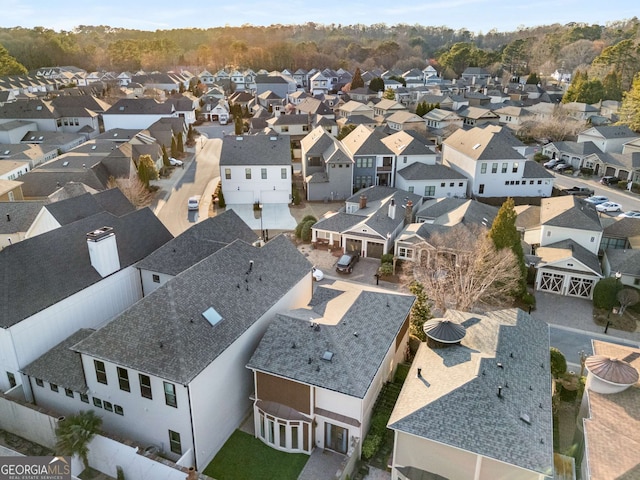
[202,307,223,327]
[322,351,334,362]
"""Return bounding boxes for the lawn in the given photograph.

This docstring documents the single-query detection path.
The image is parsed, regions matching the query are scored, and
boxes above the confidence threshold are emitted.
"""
[203,430,308,480]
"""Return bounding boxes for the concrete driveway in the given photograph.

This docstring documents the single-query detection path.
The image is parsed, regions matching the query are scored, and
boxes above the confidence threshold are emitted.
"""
[225,203,297,230]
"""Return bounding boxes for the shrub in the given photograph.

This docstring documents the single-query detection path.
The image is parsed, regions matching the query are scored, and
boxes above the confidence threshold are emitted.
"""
[394,363,410,384]
[380,253,394,265]
[522,292,536,307]
[378,263,393,276]
[361,434,382,460]
[534,152,549,163]
[300,219,315,242]
[580,167,593,176]
[292,184,301,205]
[593,277,621,310]
[217,189,226,208]
[300,215,317,224]
[550,347,567,378]
[615,180,627,189]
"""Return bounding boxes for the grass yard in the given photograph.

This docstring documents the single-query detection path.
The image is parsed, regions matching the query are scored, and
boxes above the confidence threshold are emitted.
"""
[203,430,308,480]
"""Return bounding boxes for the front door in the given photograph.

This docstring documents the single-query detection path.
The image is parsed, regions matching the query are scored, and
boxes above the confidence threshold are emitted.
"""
[325,423,348,454]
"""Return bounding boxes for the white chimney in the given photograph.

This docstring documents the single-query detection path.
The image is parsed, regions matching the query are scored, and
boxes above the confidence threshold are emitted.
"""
[86,226,120,277]
[388,199,396,219]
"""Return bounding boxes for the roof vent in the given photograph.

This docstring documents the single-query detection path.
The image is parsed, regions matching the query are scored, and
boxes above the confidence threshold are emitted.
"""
[520,414,531,425]
[472,143,481,150]
[236,136,243,141]
[62,161,69,167]
[270,136,277,141]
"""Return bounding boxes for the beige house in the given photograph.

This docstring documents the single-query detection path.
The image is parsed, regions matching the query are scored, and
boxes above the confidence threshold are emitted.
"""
[389,308,553,480]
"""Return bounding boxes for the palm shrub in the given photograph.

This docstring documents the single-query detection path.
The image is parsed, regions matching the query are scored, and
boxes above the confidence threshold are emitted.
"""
[56,411,102,470]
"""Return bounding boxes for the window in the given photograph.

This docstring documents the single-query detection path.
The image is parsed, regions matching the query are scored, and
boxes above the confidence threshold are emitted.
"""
[530,180,534,185]
[408,186,414,193]
[93,397,102,408]
[152,274,160,284]
[65,388,74,398]
[424,186,435,196]
[245,168,251,179]
[7,372,16,389]
[398,247,413,259]
[224,168,231,180]
[502,163,508,173]
[281,126,289,132]
[538,180,542,184]
[458,182,464,187]
[512,162,519,173]
[80,393,89,403]
[440,182,445,187]
[505,181,509,185]
[114,405,124,416]
[449,182,454,187]
[515,180,520,185]
[169,430,182,455]
[261,168,267,180]
[403,156,407,163]
[279,423,286,448]
[480,163,487,174]
[164,382,177,408]
[94,360,107,384]
[491,163,498,173]
[35,378,44,388]
[117,367,130,392]
[591,237,595,242]
[139,374,152,399]
[292,426,299,449]
[103,401,113,412]
[50,383,59,392]
[281,168,287,179]
[479,184,485,194]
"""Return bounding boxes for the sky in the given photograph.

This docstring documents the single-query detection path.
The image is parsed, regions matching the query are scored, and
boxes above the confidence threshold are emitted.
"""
[2,0,638,33]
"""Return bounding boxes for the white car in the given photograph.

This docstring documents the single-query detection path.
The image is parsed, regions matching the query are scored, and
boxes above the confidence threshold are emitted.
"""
[187,196,200,211]
[618,211,640,218]
[312,267,324,281]
[583,195,609,205]
[596,202,622,212]
[169,157,183,166]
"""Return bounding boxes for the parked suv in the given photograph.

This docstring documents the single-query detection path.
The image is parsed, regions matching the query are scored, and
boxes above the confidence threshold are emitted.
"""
[543,158,562,169]
[600,176,620,186]
[336,252,359,274]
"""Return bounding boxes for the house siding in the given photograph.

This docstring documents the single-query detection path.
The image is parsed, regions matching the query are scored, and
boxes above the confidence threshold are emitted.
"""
[256,372,311,415]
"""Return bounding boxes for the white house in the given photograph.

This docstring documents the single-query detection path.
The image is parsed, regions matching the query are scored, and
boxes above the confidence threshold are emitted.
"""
[219,135,292,205]
[577,125,640,154]
[443,125,554,198]
[103,98,177,131]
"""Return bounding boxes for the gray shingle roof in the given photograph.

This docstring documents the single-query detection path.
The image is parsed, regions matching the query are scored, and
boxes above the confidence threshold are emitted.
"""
[105,98,174,115]
[540,196,602,231]
[73,235,312,385]
[0,201,47,234]
[605,248,640,276]
[444,126,525,161]
[341,126,394,156]
[220,134,291,166]
[0,208,173,328]
[397,163,466,181]
[542,239,602,275]
[44,189,134,226]
[18,168,110,197]
[136,209,258,276]
[522,161,554,179]
[247,285,414,398]
[388,309,553,476]
[22,329,94,393]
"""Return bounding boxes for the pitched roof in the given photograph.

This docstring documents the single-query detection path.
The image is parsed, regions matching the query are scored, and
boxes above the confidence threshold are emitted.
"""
[220,134,291,166]
[104,98,175,115]
[388,309,553,476]
[397,162,466,181]
[522,160,554,179]
[44,189,134,226]
[444,126,525,161]
[247,283,414,398]
[604,248,640,276]
[0,208,172,328]
[136,210,258,276]
[341,125,394,156]
[539,238,602,274]
[73,235,311,384]
[0,201,47,234]
[540,196,602,232]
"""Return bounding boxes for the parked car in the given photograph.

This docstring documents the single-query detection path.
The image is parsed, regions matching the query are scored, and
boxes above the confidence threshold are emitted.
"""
[169,157,183,166]
[543,158,562,169]
[596,202,622,213]
[618,211,640,218]
[336,252,359,274]
[563,186,594,196]
[554,163,572,172]
[583,195,609,206]
[600,176,620,186]
[312,267,324,281]
[187,196,200,211]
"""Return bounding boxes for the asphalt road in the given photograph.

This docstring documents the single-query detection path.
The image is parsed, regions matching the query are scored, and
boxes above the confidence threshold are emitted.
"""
[552,171,639,214]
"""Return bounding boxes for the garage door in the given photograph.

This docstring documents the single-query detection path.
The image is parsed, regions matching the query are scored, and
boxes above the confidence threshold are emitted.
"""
[567,277,595,298]
[539,272,564,294]
[366,242,385,259]
[346,239,362,254]
[224,190,254,204]
[260,190,290,203]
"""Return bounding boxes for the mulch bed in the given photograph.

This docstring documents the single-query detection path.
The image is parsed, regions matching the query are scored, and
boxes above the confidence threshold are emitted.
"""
[593,308,638,332]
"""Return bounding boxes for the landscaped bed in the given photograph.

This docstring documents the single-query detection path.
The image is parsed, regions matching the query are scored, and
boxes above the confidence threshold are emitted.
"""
[203,430,308,480]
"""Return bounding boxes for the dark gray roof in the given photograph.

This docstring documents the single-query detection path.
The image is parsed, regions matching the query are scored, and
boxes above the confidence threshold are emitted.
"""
[605,248,640,277]
[73,235,312,385]
[22,329,93,393]
[220,134,291,166]
[585,125,638,139]
[0,201,47,234]
[547,141,600,156]
[397,163,466,181]
[0,99,58,119]
[313,212,362,232]
[522,160,554,179]
[543,239,602,274]
[388,309,553,476]
[104,98,174,115]
[416,198,467,219]
[17,167,110,197]
[247,286,414,398]
[136,210,258,276]
[602,217,640,239]
[540,196,602,232]
[44,189,134,226]
[0,208,173,328]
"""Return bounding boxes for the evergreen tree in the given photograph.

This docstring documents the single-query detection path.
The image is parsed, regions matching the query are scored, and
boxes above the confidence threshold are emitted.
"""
[369,77,385,92]
[187,124,194,143]
[415,101,426,117]
[177,132,184,153]
[0,44,28,75]
[383,88,396,100]
[137,154,158,187]
[234,115,243,135]
[161,144,170,167]
[170,136,178,157]
[603,70,622,101]
[337,124,357,140]
[409,282,432,342]
[618,72,640,132]
[351,67,364,90]
[526,72,540,84]
[563,70,586,103]
[489,197,527,296]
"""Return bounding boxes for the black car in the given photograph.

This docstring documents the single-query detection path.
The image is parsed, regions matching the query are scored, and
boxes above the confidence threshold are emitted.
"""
[600,176,620,186]
[336,252,359,273]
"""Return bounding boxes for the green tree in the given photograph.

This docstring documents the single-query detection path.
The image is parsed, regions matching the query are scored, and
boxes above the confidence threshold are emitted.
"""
[0,43,27,75]
[170,136,178,158]
[617,72,640,132]
[383,88,396,100]
[369,77,385,92]
[550,348,567,378]
[562,70,587,103]
[176,132,184,153]
[161,144,170,167]
[409,282,432,341]
[56,411,102,470]
[526,72,540,85]
[489,198,526,296]
[415,101,427,117]
[137,154,158,188]
[602,70,622,101]
[234,115,243,135]
[351,67,364,90]
[593,277,623,310]
[337,124,356,140]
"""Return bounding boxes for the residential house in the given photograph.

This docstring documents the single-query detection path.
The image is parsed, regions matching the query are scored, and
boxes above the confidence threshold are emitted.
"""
[219,134,292,205]
[102,98,177,131]
[384,111,425,134]
[247,282,414,457]
[460,67,492,86]
[294,97,336,120]
[311,186,422,258]
[600,217,640,252]
[292,69,308,89]
[542,141,601,171]
[562,102,599,122]
[0,120,36,144]
[0,200,44,248]
[337,101,375,122]
[254,73,297,99]
[0,99,60,132]
[165,94,197,125]
[423,108,463,144]
[602,247,640,288]
[50,94,112,134]
[456,106,500,128]
[310,71,333,95]
[21,130,85,154]
[198,70,215,86]
[371,99,406,120]
[443,125,554,198]
[582,151,640,182]
[25,235,313,470]
[388,308,553,480]
[0,208,172,394]
[300,126,353,202]
[0,143,58,168]
[130,73,181,92]
[463,91,491,107]
[0,159,30,181]
[494,105,534,131]
[579,340,640,480]
[577,125,639,154]
[341,125,396,188]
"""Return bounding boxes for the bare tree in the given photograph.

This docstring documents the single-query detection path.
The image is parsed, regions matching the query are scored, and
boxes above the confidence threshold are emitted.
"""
[107,176,153,209]
[519,108,586,142]
[617,288,640,314]
[406,225,522,312]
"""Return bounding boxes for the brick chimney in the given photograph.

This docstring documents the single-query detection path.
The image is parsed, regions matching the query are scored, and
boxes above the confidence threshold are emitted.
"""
[359,194,367,209]
[404,200,413,225]
[86,226,120,277]
[388,199,396,219]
